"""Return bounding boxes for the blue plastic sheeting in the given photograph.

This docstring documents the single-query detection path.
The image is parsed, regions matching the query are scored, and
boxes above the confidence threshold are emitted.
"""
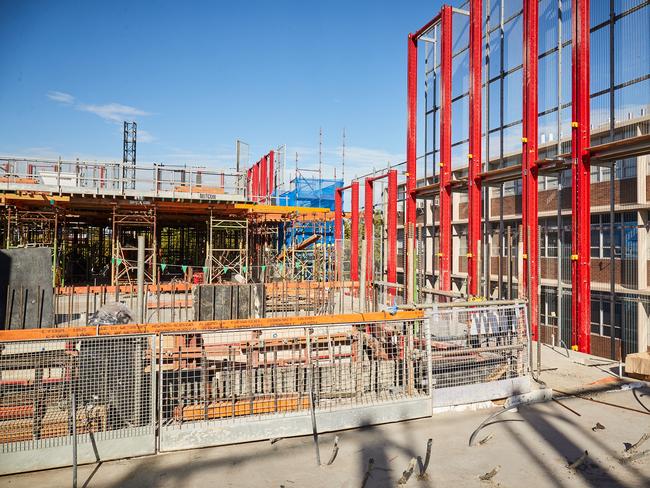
[279,176,343,210]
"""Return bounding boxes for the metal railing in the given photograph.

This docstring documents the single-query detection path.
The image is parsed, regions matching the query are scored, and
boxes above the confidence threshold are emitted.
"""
[0,157,244,200]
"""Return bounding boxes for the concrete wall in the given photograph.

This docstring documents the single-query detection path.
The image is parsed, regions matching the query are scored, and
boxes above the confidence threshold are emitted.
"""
[0,248,54,329]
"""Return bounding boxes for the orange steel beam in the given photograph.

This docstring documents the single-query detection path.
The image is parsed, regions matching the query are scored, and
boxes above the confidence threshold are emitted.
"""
[0,310,424,341]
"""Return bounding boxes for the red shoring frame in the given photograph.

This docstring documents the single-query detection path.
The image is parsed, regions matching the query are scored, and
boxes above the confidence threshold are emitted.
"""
[571,0,591,353]
[363,170,398,296]
[522,0,540,341]
[467,0,483,296]
[252,163,259,202]
[439,6,453,291]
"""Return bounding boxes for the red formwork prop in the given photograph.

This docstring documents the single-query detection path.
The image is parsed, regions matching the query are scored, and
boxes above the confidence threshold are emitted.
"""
[439,6,453,291]
[467,0,483,296]
[571,0,591,353]
[522,0,540,341]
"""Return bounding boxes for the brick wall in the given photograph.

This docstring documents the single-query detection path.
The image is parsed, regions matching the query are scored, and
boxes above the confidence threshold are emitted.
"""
[591,258,637,287]
[590,178,636,206]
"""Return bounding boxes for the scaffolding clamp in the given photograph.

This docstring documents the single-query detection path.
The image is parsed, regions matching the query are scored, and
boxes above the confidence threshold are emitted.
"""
[571,254,579,261]
[571,121,579,128]
[521,137,528,143]
[522,253,528,259]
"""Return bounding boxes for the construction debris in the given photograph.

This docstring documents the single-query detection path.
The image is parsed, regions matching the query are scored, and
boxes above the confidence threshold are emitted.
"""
[416,438,433,480]
[567,451,589,470]
[479,466,500,481]
[591,422,606,432]
[326,435,339,466]
[397,457,416,485]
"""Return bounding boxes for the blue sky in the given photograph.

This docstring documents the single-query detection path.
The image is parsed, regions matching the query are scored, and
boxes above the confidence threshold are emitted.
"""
[0,0,443,179]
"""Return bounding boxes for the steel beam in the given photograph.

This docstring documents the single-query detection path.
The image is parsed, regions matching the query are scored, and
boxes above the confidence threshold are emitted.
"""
[522,0,539,341]
[351,181,360,282]
[364,178,374,283]
[571,0,591,353]
[439,5,453,291]
[467,0,483,296]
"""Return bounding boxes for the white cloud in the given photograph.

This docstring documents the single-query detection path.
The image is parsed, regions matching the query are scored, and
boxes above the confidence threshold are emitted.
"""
[137,129,156,143]
[47,91,75,104]
[46,91,155,143]
[77,102,150,123]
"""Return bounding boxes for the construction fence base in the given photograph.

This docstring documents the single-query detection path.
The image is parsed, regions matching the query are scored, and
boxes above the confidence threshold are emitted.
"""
[160,398,431,452]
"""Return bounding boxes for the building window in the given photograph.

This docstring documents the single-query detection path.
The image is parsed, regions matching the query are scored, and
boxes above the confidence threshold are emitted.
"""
[590,294,622,338]
[590,212,637,259]
[540,288,558,327]
[540,219,559,257]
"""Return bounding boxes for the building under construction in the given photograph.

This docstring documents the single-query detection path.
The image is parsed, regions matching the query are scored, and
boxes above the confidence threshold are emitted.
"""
[0,0,649,483]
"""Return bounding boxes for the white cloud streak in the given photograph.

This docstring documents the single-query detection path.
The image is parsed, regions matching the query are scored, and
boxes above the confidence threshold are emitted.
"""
[47,91,75,104]
[77,102,150,123]
[46,91,154,142]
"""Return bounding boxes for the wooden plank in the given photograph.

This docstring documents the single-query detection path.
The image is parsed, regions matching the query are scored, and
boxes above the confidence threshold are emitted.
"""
[0,310,424,341]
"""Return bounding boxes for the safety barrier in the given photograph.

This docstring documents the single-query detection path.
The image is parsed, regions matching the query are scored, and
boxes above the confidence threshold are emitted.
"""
[0,335,156,474]
[0,303,529,473]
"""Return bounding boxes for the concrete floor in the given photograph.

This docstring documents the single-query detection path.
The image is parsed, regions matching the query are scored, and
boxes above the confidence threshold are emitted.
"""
[2,344,649,488]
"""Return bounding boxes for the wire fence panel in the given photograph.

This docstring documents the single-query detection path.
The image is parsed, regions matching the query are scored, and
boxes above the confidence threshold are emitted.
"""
[427,302,530,407]
[158,319,432,451]
[0,335,156,474]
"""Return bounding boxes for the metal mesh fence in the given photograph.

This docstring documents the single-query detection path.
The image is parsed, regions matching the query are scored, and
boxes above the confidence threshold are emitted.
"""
[0,335,155,453]
[159,319,430,427]
[427,303,529,389]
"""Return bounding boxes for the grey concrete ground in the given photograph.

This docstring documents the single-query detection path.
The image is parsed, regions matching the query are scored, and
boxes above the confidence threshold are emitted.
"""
[2,344,649,488]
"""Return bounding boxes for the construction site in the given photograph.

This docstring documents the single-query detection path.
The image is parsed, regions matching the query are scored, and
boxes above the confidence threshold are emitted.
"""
[0,1,649,487]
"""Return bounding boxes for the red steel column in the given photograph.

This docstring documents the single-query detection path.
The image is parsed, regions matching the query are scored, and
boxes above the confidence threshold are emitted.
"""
[467,0,483,296]
[260,156,268,201]
[268,150,275,198]
[406,33,418,296]
[387,170,398,296]
[523,0,540,341]
[334,188,343,242]
[334,187,343,281]
[365,178,374,283]
[351,181,360,282]
[252,163,259,202]
[439,5,453,291]
[571,0,591,353]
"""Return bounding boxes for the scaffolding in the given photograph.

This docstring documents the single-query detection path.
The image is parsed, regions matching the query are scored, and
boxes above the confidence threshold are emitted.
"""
[205,215,248,283]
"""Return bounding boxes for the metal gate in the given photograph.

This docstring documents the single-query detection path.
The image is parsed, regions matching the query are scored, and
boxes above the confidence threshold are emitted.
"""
[158,318,432,451]
[0,335,156,474]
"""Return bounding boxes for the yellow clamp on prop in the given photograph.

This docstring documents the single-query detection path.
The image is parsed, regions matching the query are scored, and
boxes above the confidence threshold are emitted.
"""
[571,345,579,351]
[571,121,579,128]
[466,253,473,258]
[468,154,473,159]
[522,253,528,259]
[571,254,579,261]
[436,252,444,257]
[521,137,528,143]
